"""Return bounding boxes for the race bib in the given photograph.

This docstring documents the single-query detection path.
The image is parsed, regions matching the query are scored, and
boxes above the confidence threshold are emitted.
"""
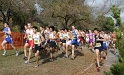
[65,36,69,40]
[5,35,8,38]
[28,35,32,39]
[73,35,76,39]
[34,39,38,44]
[95,43,101,47]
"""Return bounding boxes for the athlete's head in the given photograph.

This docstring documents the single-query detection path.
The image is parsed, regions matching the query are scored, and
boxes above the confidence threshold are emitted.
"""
[32,26,38,33]
[94,28,99,35]
[49,26,55,32]
[89,30,92,33]
[27,23,32,29]
[24,24,28,30]
[4,22,9,27]
[65,28,68,32]
[40,26,44,31]
[72,26,75,30]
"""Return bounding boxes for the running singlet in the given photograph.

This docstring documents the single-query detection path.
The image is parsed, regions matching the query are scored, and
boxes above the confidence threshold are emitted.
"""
[72,30,78,39]
[49,32,55,41]
[26,29,33,40]
[4,27,12,44]
[63,33,70,40]
[88,33,93,40]
[71,30,79,46]
[33,34,40,44]
[59,33,64,40]
[95,35,103,47]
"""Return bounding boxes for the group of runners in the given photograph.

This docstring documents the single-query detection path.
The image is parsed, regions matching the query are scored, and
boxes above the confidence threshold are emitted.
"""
[1,22,117,70]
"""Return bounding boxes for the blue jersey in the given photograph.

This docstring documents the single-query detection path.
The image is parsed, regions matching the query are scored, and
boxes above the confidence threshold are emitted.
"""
[72,30,78,39]
[4,27,12,44]
[71,29,79,46]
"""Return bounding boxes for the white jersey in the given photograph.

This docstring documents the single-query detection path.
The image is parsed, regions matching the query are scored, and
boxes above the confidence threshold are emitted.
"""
[26,29,33,40]
[59,33,64,39]
[63,32,70,40]
[33,34,40,44]
[49,32,55,41]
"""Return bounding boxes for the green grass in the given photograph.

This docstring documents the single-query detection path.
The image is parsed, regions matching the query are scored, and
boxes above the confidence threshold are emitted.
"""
[0,47,95,75]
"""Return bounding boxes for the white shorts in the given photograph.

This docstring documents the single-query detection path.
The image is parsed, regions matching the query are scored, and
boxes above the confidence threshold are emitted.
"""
[86,38,89,43]
[66,40,72,46]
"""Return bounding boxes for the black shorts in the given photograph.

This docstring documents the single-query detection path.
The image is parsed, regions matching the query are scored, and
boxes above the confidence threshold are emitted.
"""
[61,39,66,43]
[25,39,29,43]
[49,41,57,48]
[94,46,103,52]
[33,44,41,53]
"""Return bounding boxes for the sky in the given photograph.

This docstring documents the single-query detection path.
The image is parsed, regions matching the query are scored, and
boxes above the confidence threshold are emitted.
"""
[85,0,124,22]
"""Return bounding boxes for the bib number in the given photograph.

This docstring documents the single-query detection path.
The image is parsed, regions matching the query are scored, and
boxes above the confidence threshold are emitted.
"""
[95,43,101,47]
[5,35,8,38]
[28,35,32,39]
[34,39,38,44]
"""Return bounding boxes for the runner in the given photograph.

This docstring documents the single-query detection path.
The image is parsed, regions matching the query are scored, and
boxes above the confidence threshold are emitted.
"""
[93,28,105,71]
[88,30,95,52]
[111,31,117,54]
[32,26,44,67]
[61,29,67,54]
[24,23,34,63]
[49,26,58,61]
[64,28,72,58]
[71,26,79,60]
[78,30,84,51]
[1,22,19,56]
[40,26,47,54]
[101,31,108,60]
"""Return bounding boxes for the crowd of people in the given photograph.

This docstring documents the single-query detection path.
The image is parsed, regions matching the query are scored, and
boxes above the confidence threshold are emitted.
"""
[1,22,117,71]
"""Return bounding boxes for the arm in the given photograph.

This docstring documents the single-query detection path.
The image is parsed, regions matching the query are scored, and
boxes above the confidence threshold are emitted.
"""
[6,27,11,35]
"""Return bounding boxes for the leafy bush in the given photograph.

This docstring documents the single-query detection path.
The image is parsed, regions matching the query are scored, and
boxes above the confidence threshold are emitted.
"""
[111,31,124,75]
[111,63,124,75]
[11,25,20,32]
[105,71,111,75]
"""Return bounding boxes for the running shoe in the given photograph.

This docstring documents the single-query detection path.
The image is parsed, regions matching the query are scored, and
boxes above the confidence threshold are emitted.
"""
[34,64,39,67]
[96,67,100,72]
[2,51,7,56]
[71,55,75,60]
[64,55,68,58]
[16,51,19,56]
[49,58,53,62]
[24,60,29,64]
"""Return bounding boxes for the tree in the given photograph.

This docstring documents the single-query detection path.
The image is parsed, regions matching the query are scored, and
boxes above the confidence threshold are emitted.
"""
[111,5,121,26]
[95,15,114,32]
[40,0,92,29]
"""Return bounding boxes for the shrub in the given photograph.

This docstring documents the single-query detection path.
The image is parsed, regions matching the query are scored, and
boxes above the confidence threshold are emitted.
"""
[111,63,124,75]
[111,31,124,75]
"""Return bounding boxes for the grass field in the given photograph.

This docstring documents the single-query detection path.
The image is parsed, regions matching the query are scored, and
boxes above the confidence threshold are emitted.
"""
[0,47,109,75]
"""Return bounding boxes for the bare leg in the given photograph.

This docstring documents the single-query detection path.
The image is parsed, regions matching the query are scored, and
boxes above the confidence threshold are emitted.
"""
[35,51,39,67]
[65,44,69,58]
[62,43,66,54]
[1,40,7,55]
[27,47,32,62]
[24,43,29,57]
[49,47,53,61]
[10,42,19,56]
[95,49,100,67]
[71,45,75,59]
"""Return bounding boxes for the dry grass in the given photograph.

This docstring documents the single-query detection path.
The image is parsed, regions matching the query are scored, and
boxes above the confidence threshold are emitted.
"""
[0,47,109,75]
